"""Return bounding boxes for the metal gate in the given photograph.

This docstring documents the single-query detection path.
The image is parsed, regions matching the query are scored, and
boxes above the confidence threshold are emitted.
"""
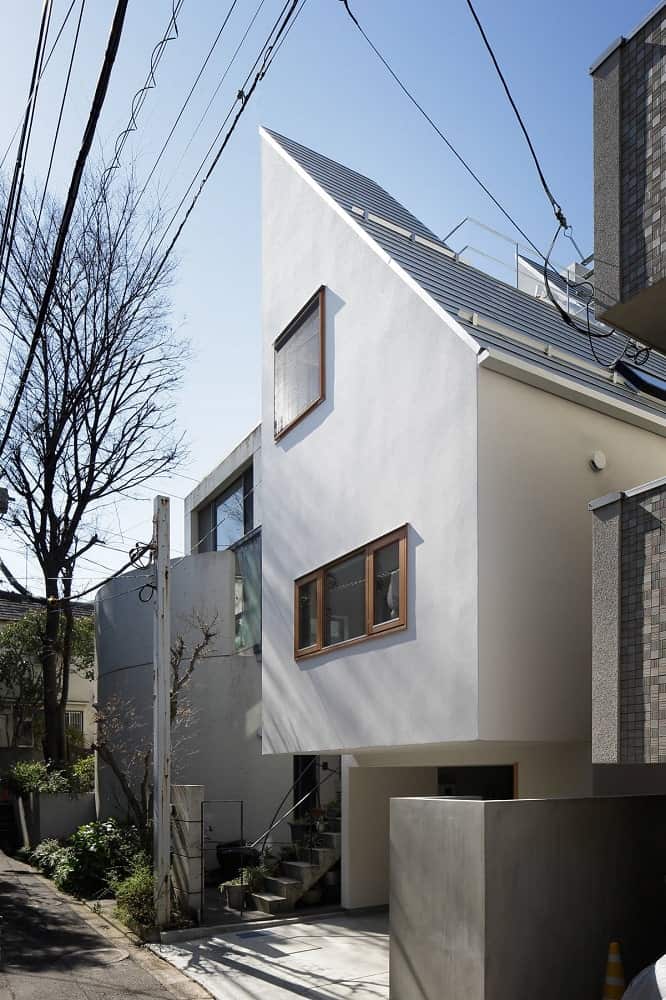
[199,798,249,924]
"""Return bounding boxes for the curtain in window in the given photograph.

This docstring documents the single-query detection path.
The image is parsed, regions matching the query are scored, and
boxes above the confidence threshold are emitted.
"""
[274,305,320,435]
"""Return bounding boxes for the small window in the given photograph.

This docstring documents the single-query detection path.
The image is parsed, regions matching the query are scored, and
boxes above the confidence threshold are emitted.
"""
[65,710,84,733]
[294,526,408,658]
[15,717,34,748]
[274,287,325,440]
[197,466,254,553]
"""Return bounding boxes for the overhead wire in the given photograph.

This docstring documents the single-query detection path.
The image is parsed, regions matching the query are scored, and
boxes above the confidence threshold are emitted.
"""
[0,0,79,171]
[0,0,130,462]
[0,0,54,313]
[0,0,87,405]
[337,0,544,261]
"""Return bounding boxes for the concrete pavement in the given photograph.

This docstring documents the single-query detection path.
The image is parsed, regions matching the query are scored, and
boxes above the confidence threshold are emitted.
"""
[0,850,209,1000]
[151,912,390,999]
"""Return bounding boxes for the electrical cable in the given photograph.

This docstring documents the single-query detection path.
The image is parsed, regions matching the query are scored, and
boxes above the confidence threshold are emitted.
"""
[0,0,79,171]
[337,0,544,260]
[0,0,54,313]
[0,0,87,405]
[147,0,301,288]
[134,0,240,210]
[0,0,130,463]
[463,0,567,230]
[161,0,269,199]
[99,0,184,195]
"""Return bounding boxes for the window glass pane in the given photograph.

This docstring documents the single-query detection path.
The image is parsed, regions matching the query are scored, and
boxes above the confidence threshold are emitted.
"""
[297,579,318,650]
[324,553,365,646]
[373,541,400,625]
[235,532,261,651]
[275,302,321,435]
[215,478,245,550]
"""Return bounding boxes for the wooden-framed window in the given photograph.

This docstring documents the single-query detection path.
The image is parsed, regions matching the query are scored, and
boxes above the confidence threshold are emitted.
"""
[274,286,325,440]
[294,525,408,659]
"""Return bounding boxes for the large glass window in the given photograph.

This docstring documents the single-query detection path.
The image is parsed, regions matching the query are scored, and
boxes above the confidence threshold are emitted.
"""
[294,526,408,658]
[234,531,261,651]
[274,287,325,439]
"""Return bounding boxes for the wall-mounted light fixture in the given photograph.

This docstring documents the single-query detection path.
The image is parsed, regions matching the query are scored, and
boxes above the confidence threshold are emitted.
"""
[590,450,607,472]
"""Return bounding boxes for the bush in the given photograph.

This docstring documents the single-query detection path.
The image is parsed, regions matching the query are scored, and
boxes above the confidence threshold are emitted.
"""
[47,819,146,897]
[70,755,94,793]
[31,838,67,876]
[115,865,155,928]
[3,757,94,797]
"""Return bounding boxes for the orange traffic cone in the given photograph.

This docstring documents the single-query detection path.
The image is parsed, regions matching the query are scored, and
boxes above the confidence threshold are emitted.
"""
[603,941,625,1000]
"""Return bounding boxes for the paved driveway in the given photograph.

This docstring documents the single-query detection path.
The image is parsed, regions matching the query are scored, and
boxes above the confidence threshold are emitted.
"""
[152,912,390,999]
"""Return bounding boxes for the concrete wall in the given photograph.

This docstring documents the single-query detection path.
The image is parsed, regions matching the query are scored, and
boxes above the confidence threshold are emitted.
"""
[341,761,438,909]
[260,130,481,756]
[390,795,666,1000]
[477,367,666,744]
[95,553,293,856]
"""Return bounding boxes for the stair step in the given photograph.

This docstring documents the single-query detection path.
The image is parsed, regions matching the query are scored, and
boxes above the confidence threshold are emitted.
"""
[264,876,303,904]
[319,831,341,848]
[282,860,320,884]
[251,892,291,915]
[310,847,338,866]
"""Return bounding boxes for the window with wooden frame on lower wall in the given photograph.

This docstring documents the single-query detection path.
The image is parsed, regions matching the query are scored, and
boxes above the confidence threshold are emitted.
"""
[294,526,408,659]
[274,286,325,440]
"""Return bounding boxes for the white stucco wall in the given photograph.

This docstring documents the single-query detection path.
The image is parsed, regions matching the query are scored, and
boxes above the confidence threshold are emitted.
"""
[260,132,481,755]
[95,553,293,851]
[477,367,666,743]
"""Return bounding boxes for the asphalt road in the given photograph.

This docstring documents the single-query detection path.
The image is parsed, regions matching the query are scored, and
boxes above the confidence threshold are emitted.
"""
[0,850,204,1000]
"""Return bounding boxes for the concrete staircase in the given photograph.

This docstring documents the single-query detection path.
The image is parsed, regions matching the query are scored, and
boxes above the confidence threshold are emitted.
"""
[251,830,341,915]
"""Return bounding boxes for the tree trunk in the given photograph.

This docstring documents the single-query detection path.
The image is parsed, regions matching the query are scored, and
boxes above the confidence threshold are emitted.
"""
[60,575,74,760]
[41,580,64,762]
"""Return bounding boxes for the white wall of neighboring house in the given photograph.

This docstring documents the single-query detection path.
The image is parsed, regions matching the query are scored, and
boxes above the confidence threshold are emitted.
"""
[96,553,293,855]
[260,130,481,757]
[477,366,666,744]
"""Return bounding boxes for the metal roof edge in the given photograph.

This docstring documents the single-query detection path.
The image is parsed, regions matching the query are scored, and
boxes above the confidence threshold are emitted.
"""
[260,127,483,359]
[588,492,622,511]
[590,2,666,74]
[479,348,666,437]
[624,474,666,498]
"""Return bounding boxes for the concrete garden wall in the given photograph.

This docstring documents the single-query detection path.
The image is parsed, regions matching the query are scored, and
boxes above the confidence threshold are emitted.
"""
[390,795,666,1000]
[18,791,95,847]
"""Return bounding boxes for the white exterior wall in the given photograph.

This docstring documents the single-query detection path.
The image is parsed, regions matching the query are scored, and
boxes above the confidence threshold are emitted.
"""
[477,367,666,743]
[260,133,481,755]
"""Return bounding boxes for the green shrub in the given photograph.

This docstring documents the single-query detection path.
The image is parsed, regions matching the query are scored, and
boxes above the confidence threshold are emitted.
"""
[31,838,66,875]
[70,755,94,793]
[49,819,146,897]
[115,865,155,928]
[3,757,95,797]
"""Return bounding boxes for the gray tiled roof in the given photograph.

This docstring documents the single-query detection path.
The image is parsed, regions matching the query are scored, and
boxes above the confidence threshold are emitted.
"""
[0,589,93,622]
[267,129,666,420]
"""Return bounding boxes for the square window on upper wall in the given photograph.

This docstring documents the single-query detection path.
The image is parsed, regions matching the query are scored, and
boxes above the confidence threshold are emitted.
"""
[274,286,325,440]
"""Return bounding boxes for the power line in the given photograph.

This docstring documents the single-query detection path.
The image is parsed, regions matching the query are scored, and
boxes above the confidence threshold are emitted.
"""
[99,0,185,195]
[0,0,54,313]
[0,0,79,171]
[0,0,87,404]
[0,0,130,463]
[135,0,240,210]
[463,0,569,232]
[337,0,544,260]
[149,0,301,285]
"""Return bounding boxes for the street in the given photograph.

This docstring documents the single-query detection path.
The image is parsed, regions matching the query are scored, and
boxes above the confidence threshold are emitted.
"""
[0,850,205,1000]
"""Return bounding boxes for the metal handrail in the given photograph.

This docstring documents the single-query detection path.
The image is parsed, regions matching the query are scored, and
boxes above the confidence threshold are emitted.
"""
[250,766,340,851]
[258,756,319,855]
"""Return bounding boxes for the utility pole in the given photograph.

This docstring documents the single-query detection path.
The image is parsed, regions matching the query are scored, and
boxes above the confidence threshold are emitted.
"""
[152,495,171,927]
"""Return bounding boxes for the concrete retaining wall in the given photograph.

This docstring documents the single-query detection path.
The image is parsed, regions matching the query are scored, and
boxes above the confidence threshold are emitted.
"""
[390,796,666,1000]
[18,791,95,847]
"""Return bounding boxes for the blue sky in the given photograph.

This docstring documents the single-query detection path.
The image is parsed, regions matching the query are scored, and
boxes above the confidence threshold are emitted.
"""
[0,0,655,590]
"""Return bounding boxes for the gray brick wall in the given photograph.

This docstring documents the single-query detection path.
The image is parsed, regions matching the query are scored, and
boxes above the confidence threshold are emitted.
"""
[619,11,666,301]
[619,485,666,762]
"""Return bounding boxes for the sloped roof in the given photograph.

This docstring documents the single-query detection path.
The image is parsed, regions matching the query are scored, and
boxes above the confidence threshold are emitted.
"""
[265,129,666,421]
[0,589,93,622]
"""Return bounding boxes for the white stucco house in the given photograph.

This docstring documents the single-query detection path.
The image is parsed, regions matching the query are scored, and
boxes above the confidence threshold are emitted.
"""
[253,128,666,909]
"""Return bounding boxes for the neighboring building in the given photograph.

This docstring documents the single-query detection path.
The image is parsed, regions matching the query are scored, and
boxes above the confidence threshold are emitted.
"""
[97,429,338,873]
[591,1,666,350]
[0,590,94,761]
[256,127,666,908]
[591,476,666,774]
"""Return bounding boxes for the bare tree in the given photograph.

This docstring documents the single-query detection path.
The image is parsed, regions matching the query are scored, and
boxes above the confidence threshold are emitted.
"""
[0,172,186,762]
[93,616,217,833]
